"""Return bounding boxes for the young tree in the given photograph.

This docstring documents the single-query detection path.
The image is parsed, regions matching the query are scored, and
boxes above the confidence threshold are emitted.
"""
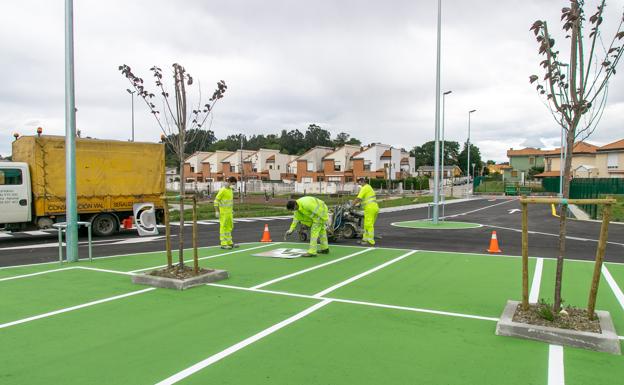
[529,0,623,311]
[120,63,226,268]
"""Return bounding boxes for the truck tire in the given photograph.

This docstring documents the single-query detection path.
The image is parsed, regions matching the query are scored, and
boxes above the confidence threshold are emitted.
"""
[342,224,356,239]
[92,213,118,237]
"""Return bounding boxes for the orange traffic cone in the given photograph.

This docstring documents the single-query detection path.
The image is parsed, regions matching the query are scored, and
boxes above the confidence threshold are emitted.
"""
[260,224,272,242]
[487,231,502,253]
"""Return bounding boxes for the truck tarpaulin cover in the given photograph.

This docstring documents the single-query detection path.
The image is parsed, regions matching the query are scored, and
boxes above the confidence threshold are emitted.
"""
[12,136,165,216]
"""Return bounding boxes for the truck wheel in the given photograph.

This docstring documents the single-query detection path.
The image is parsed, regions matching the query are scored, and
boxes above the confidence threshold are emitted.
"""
[92,214,118,237]
[342,224,356,239]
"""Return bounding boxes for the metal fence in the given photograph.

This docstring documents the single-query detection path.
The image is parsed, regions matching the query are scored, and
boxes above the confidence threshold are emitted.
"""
[541,177,624,218]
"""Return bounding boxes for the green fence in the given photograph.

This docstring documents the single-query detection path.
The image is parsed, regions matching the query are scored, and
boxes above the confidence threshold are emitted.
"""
[541,177,624,218]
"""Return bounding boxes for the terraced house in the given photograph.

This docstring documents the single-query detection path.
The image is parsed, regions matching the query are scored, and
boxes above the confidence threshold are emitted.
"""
[504,147,546,182]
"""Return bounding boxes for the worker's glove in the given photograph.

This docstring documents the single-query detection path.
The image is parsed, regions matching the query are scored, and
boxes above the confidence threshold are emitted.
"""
[214,211,220,219]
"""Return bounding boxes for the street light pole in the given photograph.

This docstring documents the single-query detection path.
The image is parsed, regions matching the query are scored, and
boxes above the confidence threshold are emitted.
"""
[441,90,452,208]
[64,0,78,262]
[126,89,135,141]
[467,109,476,196]
[432,0,443,224]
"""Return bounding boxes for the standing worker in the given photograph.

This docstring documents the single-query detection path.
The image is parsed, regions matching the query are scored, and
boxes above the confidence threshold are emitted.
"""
[353,177,379,246]
[214,176,238,249]
[285,196,330,257]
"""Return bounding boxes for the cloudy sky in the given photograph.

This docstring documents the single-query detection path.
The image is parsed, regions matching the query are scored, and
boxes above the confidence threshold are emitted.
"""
[1,0,623,161]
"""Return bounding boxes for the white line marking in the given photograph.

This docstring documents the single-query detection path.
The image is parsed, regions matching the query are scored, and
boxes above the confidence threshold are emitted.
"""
[602,265,624,311]
[313,250,418,297]
[0,267,77,282]
[207,283,500,322]
[0,288,156,330]
[155,299,332,385]
[129,243,279,273]
[22,230,54,236]
[548,345,565,385]
[442,199,516,218]
[76,266,135,276]
[529,258,543,304]
[251,248,374,289]
[233,219,257,222]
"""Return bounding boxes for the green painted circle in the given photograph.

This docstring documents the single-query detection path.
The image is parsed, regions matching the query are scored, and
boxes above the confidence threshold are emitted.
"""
[391,220,482,230]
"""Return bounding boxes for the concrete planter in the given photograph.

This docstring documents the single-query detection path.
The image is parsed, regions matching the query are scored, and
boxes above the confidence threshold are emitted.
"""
[131,269,229,290]
[496,300,621,355]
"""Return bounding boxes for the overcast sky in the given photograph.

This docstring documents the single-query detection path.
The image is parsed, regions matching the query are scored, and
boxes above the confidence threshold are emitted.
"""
[1,0,623,161]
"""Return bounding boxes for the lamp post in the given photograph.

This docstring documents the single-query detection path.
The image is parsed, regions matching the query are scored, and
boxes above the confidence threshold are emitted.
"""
[467,109,476,195]
[441,90,452,209]
[64,0,78,262]
[432,0,443,224]
[126,89,135,142]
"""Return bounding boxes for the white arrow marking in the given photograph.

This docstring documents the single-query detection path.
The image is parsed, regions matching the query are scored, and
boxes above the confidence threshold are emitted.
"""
[508,209,521,214]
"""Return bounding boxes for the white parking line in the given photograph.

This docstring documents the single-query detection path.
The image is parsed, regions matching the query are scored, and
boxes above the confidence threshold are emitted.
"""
[313,250,417,297]
[0,288,156,330]
[529,258,543,303]
[0,267,77,282]
[602,265,624,311]
[251,248,374,289]
[548,345,565,385]
[155,300,332,385]
[129,243,279,273]
[485,225,624,247]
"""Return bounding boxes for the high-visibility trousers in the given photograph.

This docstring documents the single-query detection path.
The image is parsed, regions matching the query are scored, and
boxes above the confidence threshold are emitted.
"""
[219,211,234,246]
[362,203,379,245]
[308,221,329,255]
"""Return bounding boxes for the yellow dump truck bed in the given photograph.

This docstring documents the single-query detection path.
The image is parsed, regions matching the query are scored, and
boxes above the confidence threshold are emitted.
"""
[12,135,165,217]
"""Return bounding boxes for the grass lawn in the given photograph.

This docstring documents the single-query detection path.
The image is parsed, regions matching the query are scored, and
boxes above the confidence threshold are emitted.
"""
[1,243,622,384]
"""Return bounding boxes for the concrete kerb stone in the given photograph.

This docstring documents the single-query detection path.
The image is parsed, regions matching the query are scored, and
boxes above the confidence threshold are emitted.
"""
[495,300,621,355]
[131,269,229,290]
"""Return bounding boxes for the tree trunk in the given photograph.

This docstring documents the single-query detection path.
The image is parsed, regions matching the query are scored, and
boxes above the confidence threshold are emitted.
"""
[553,123,576,311]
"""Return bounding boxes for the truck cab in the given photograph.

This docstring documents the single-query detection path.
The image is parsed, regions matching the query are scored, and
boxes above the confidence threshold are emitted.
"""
[0,162,32,227]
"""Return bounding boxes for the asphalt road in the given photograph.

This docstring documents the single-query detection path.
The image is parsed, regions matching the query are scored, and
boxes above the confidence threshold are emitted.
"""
[1,197,622,267]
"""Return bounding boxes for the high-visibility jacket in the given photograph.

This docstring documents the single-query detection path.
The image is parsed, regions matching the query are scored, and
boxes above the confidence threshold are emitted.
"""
[214,187,234,213]
[289,196,328,231]
[357,184,378,209]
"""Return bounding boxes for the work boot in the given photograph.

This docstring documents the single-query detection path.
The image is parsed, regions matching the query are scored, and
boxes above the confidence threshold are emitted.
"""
[302,253,317,257]
[220,245,233,250]
[231,244,239,248]
[318,248,330,254]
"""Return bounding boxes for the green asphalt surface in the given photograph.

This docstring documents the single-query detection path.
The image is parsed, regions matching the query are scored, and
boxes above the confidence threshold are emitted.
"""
[0,242,622,384]
[391,220,482,229]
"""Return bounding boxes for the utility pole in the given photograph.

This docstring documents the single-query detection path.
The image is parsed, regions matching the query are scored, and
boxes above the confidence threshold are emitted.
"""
[441,90,452,211]
[467,109,476,196]
[64,0,78,262]
[126,89,135,141]
[239,135,244,203]
[432,0,443,224]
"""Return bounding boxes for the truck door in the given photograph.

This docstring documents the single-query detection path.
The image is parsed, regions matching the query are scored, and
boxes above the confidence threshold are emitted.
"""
[0,163,32,224]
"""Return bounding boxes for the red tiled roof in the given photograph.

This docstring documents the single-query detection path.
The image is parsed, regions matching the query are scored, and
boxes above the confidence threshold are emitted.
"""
[400,157,410,164]
[597,139,624,151]
[266,154,276,161]
[381,150,392,158]
[543,141,599,156]
[506,148,546,157]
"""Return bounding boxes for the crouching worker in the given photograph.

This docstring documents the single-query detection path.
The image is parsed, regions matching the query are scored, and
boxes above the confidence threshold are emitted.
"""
[214,176,238,249]
[353,177,379,246]
[285,197,330,257]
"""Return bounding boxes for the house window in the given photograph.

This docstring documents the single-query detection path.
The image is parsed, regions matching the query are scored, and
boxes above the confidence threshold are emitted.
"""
[511,170,518,177]
[307,162,314,171]
[529,157,535,165]
[278,165,280,170]
[317,176,324,182]
[302,177,313,183]
[190,166,195,173]
[608,153,619,169]
[269,165,273,170]
[546,159,552,171]
[334,164,341,171]
[328,176,341,182]
[364,163,371,171]
[230,165,235,172]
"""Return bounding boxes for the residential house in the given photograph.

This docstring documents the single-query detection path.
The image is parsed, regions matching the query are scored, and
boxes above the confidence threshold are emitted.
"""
[504,147,547,182]
[537,141,600,178]
[221,150,257,180]
[487,163,509,175]
[399,149,417,178]
[165,167,179,183]
[321,144,361,183]
[291,146,334,182]
[201,150,234,181]
[417,165,462,178]
[351,143,404,180]
[594,139,624,178]
[183,151,213,182]
[245,149,293,181]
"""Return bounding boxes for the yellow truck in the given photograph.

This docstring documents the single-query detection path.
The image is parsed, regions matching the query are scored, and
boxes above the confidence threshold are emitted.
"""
[0,135,165,236]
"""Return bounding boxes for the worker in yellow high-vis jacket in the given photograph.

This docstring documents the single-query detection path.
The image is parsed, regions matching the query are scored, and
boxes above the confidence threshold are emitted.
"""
[214,176,238,249]
[285,196,330,257]
[353,177,379,246]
